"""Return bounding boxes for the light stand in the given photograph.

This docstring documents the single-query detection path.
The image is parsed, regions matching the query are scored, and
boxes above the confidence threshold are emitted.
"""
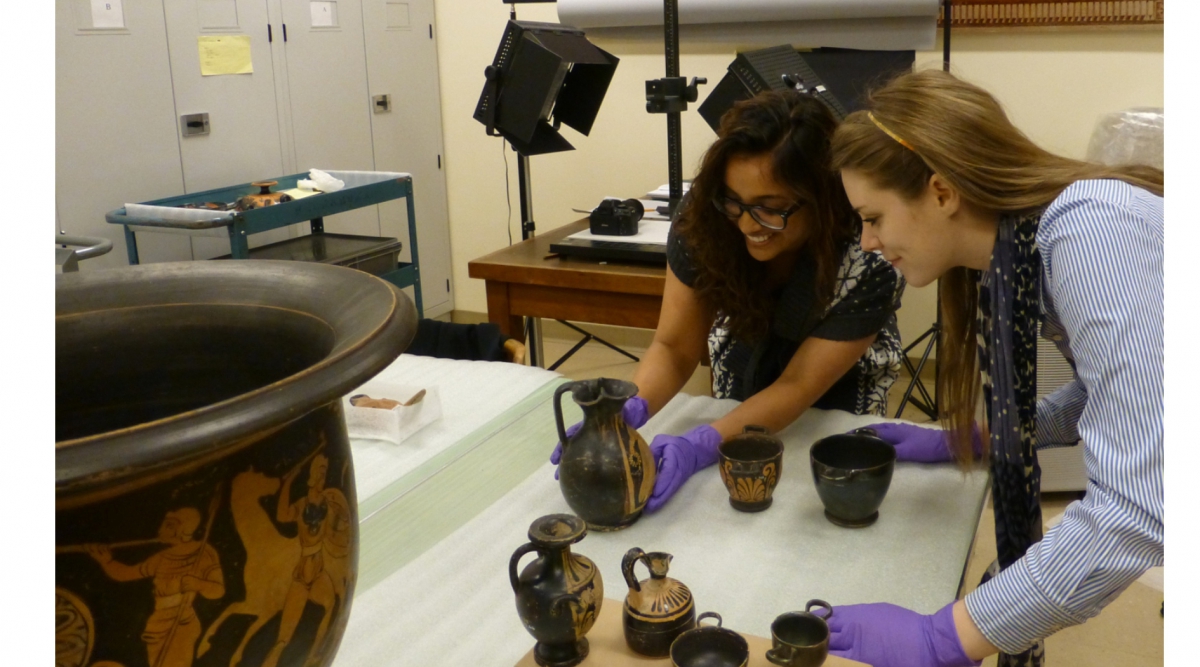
[893,0,951,420]
[476,7,620,368]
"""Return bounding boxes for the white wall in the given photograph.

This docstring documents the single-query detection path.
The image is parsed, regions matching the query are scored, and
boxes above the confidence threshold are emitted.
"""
[432,2,1163,350]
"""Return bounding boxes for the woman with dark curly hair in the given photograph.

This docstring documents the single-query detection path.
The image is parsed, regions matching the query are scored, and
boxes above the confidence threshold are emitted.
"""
[549,90,905,512]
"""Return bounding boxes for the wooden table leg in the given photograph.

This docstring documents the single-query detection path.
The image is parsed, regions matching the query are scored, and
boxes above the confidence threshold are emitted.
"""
[486,281,524,341]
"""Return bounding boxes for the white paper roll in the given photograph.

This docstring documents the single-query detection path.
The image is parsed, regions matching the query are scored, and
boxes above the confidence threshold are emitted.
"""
[557,0,940,29]
[557,0,939,50]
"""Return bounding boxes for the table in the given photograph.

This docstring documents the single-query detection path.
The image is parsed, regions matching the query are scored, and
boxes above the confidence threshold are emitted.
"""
[345,355,565,591]
[336,395,990,666]
[467,219,667,340]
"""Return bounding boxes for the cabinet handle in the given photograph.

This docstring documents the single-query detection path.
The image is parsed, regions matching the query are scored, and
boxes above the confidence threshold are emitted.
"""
[283,23,288,42]
[268,24,272,42]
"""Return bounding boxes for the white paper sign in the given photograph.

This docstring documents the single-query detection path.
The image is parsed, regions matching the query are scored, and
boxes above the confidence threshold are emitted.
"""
[91,0,125,29]
[310,1,336,27]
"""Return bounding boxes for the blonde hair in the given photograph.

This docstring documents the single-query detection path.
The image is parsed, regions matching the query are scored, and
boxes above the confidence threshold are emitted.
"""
[831,69,1163,464]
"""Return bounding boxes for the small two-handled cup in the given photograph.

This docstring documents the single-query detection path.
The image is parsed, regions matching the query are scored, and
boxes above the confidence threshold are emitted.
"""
[717,425,784,512]
[670,611,749,667]
[765,600,834,667]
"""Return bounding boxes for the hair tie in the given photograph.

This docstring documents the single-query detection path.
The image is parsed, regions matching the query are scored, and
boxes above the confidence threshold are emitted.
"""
[868,112,916,152]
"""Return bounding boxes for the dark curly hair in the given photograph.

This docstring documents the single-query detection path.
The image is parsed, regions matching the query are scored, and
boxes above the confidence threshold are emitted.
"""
[676,90,856,343]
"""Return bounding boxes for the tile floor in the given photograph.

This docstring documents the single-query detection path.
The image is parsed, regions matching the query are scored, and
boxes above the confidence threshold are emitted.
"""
[536,331,1164,666]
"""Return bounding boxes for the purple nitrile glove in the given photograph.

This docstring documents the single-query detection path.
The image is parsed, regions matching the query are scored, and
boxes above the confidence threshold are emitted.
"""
[862,422,983,463]
[551,396,651,479]
[644,424,722,513]
[828,601,980,667]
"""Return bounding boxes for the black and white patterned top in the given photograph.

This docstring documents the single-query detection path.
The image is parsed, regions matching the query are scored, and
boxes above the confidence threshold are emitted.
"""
[667,223,905,416]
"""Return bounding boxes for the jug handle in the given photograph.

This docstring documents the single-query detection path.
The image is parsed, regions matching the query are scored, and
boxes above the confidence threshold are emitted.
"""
[553,383,574,449]
[508,542,538,594]
[550,593,581,617]
[621,547,647,592]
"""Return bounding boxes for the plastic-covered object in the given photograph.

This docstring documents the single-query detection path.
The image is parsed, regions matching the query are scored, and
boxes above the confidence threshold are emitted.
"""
[1086,108,1163,169]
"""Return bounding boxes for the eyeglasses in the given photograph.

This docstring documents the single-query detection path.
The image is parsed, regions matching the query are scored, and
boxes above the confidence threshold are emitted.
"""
[711,195,803,231]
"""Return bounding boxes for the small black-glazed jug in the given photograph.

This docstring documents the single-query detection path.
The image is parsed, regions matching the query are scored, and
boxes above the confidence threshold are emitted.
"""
[510,514,604,667]
[554,378,655,530]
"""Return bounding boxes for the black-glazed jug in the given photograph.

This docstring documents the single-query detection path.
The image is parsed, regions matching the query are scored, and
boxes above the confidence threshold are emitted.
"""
[510,514,604,667]
[554,378,655,531]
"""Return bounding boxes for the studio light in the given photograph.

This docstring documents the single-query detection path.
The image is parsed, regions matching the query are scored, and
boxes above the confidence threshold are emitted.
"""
[474,20,619,156]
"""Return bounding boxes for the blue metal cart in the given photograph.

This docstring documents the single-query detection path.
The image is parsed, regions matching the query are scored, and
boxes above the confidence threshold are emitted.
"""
[105,170,423,316]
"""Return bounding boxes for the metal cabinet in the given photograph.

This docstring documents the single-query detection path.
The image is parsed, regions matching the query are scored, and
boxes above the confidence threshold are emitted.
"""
[55,0,453,316]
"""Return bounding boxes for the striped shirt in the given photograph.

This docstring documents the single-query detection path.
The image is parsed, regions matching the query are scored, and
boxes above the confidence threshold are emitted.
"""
[964,179,1164,653]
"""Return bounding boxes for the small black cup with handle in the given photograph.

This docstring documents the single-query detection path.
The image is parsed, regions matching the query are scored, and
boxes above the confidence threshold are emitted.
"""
[765,600,834,667]
[670,611,749,667]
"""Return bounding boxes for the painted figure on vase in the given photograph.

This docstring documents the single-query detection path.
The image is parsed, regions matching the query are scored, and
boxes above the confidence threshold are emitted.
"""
[85,505,225,667]
[261,450,352,667]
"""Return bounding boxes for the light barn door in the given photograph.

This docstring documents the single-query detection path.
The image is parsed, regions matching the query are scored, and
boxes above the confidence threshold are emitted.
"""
[278,0,380,237]
[162,0,291,259]
[361,0,454,315]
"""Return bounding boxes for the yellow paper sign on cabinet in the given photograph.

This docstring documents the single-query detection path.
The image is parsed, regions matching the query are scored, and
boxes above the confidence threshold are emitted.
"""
[198,35,253,76]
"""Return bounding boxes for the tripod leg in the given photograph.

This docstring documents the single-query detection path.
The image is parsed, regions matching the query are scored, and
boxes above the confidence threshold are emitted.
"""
[555,321,641,363]
[894,326,939,420]
[548,335,593,372]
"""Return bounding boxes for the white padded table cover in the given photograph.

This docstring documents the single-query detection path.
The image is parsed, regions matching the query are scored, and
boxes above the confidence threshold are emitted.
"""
[349,354,560,503]
[347,355,564,590]
[334,395,990,667]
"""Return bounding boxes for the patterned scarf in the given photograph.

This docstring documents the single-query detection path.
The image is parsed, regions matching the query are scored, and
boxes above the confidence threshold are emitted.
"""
[976,209,1046,667]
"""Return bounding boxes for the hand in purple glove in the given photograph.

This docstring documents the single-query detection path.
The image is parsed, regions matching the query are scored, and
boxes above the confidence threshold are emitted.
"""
[644,424,722,513]
[828,601,980,667]
[862,422,983,463]
[551,396,651,479]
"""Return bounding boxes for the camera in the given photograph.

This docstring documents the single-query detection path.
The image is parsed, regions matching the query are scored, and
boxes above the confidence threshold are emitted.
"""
[589,198,643,236]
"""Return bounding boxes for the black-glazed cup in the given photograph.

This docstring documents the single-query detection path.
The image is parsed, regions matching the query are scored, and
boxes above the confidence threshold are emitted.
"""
[765,600,834,667]
[670,612,749,667]
[718,426,784,512]
[809,427,896,527]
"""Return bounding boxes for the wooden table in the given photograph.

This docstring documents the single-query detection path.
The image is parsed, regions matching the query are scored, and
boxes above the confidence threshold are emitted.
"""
[467,219,667,339]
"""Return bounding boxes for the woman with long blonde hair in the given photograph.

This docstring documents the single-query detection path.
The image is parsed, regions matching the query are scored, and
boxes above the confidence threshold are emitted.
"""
[827,69,1163,667]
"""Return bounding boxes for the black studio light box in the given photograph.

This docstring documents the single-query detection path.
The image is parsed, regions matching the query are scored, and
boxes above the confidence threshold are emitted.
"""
[698,45,915,132]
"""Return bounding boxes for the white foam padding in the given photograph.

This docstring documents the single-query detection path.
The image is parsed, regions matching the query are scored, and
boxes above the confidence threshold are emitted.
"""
[333,396,988,667]
[348,355,559,503]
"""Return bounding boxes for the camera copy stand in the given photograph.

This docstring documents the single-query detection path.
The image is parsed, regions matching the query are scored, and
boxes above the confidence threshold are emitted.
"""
[893,0,952,420]
[646,0,705,216]
[545,0,709,371]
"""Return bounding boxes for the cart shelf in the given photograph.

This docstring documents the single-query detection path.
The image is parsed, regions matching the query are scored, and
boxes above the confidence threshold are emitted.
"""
[106,170,423,316]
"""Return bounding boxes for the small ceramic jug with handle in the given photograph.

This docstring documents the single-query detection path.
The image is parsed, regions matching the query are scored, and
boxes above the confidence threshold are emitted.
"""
[510,514,603,667]
[622,547,696,656]
[554,378,655,530]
